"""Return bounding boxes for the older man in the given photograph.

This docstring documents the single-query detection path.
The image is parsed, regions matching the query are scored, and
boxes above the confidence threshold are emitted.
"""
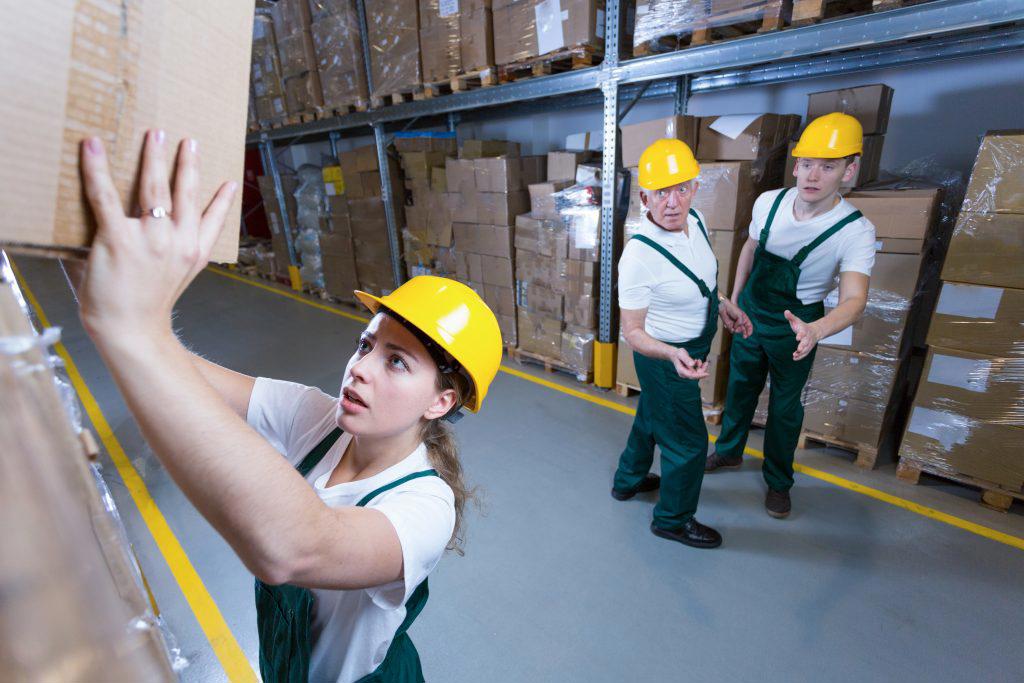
[611,139,752,549]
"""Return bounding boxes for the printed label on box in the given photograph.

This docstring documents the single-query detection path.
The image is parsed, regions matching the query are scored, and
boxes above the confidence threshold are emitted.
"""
[439,0,459,17]
[535,0,566,54]
[935,283,1002,319]
[907,406,971,450]
[822,326,853,347]
[928,354,991,393]
[596,10,605,38]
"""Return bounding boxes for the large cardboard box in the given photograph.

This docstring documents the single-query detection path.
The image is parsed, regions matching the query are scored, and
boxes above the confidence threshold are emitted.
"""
[493,0,605,66]
[699,353,730,406]
[311,6,370,110]
[446,158,477,193]
[807,347,899,405]
[692,162,759,232]
[845,189,940,244]
[548,151,593,182]
[517,309,564,358]
[461,8,495,71]
[561,325,596,375]
[803,393,885,447]
[915,346,1024,427]
[461,139,520,159]
[927,283,1024,358]
[806,84,894,136]
[698,114,800,161]
[515,214,569,257]
[529,181,574,219]
[621,116,700,167]
[448,192,478,223]
[365,0,421,98]
[477,191,530,225]
[617,333,639,387]
[453,224,514,257]
[419,0,494,80]
[2,2,252,262]
[709,229,745,293]
[962,130,1024,214]
[474,157,522,193]
[516,282,565,319]
[942,212,1024,290]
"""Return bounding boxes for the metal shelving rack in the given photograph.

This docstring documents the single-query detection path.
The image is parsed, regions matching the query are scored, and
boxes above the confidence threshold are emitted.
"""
[250,0,1024,387]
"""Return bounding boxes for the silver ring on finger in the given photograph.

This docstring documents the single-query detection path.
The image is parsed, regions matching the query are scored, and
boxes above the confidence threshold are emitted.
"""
[146,206,169,219]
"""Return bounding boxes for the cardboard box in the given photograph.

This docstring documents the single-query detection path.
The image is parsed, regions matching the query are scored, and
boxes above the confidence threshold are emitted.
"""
[515,214,569,257]
[348,197,387,223]
[803,393,885,447]
[453,224,514,257]
[548,151,593,182]
[561,326,596,375]
[497,312,518,345]
[564,293,597,328]
[517,310,564,358]
[477,191,530,225]
[419,21,461,83]
[899,404,1024,490]
[448,192,479,223]
[516,282,565,319]
[699,353,730,406]
[845,189,940,241]
[402,151,448,180]
[276,30,317,79]
[566,208,601,262]
[431,166,448,193]
[690,162,759,232]
[806,84,894,136]
[481,255,514,288]
[311,8,370,109]
[942,212,1024,289]
[271,0,312,37]
[461,8,495,71]
[520,155,548,187]
[446,158,477,193]
[461,139,521,159]
[807,347,899,405]
[709,229,744,293]
[914,346,1024,427]
[365,0,421,97]
[2,2,251,262]
[962,130,1024,214]
[698,114,798,162]
[474,157,522,193]
[529,181,574,219]
[617,333,639,388]
[927,283,1024,358]
[493,0,605,66]
[621,116,700,167]
[356,144,380,172]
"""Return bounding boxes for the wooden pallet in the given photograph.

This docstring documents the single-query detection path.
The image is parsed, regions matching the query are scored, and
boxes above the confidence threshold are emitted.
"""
[797,429,879,469]
[615,381,640,398]
[415,80,453,100]
[497,45,602,83]
[872,0,933,11]
[633,1,789,56]
[790,0,872,26]
[370,89,418,108]
[451,67,498,92]
[897,458,1023,513]
[508,346,593,383]
[322,100,370,116]
[703,402,725,426]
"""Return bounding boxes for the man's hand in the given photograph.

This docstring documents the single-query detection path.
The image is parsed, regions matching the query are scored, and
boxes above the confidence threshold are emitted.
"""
[77,130,237,342]
[719,298,753,338]
[671,347,710,379]
[784,310,824,361]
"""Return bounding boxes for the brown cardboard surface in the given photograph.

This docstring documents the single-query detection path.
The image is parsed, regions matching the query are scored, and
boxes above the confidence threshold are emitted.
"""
[564,293,597,328]
[448,192,478,223]
[698,114,792,162]
[348,197,387,223]
[699,353,730,405]
[914,346,1024,426]
[431,166,448,193]
[621,116,700,167]
[356,144,379,172]
[942,212,1024,290]
[520,155,548,186]
[927,282,1024,358]
[529,181,574,219]
[446,158,477,193]
[460,8,495,71]
[874,237,925,254]
[709,229,744,293]
[474,157,522,193]
[514,214,569,257]
[803,393,884,447]
[2,1,252,262]
[493,0,603,65]
[691,162,758,232]
[561,325,596,374]
[845,189,940,240]
[548,151,592,182]
[807,347,899,405]
[806,84,894,136]
[461,139,520,159]
[517,309,564,358]
[962,130,1024,214]
[365,0,421,97]
[481,255,514,288]
[516,282,565,319]
[477,191,530,225]
[453,223,513,257]
[617,333,639,387]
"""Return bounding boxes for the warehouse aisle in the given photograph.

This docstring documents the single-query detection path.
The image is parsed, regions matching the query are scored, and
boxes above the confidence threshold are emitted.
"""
[17,256,1024,683]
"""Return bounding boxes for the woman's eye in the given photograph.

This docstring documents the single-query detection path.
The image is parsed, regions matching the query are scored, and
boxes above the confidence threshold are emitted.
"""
[357,339,370,353]
[389,355,409,371]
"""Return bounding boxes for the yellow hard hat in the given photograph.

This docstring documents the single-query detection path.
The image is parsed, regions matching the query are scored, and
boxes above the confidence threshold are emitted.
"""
[638,138,700,191]
[355,276,502,413]
[792,112,864,158]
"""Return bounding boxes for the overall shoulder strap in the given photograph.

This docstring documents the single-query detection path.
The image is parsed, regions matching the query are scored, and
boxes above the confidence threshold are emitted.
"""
[688,208,712,247]
[356,469,440,507]
[296,427,343,477]
[632,234,711,298]
[759,188,790,249]
[792,209,864,267]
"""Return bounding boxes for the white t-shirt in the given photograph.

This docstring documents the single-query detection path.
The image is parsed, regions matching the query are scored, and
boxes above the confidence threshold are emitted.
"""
[748,188,876,304]
[246,377,456,683]
[618,210,718,343]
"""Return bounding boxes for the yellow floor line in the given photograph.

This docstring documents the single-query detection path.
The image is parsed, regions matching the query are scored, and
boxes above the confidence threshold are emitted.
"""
[13,262,257,682]
[208,267,1024,552]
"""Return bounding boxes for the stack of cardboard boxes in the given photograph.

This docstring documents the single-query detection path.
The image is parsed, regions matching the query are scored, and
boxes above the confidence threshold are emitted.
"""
[515,151,601,378]
[309,0,370,112]
[271,0,324,117]
[898,131,1024,496]
[396,134,459,278]
[419,0,495,84]
[251,2,287,126]
[256,173,300,280]
[493,0,605,67]
[365,0,422,100]
[633,0,788,56]
[319,167,360,303]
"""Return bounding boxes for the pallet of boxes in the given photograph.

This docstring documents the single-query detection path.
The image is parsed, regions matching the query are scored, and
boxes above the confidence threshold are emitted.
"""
[897,130,1024,512]
[270,0,325,122]
[633,0,789,56]
[250,1,288,128]
[309,0,371,114]
[419,0,497,94]
[365,0,423,105]
[615,113,800,423]
[493,0,605,82]
[395,133,459,278]
[257,172,300,284]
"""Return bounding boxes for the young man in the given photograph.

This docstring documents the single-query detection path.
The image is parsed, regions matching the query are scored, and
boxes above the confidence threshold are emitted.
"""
[706,113,877,519]
[612,139,752,549]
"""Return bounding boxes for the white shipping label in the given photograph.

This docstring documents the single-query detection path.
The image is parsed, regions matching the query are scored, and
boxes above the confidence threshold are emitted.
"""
[875,240,883,250]
[596,10,605,38]
[935,283,1003,319]
[821,326,853,347]
[928,353,991,393]
[324,183,337,196]
[708,113,761,140]
[907,406,971,450]
[535,0,566,54]
[637,3,650,15]
[439,0,459,17]
[823,288,840,308]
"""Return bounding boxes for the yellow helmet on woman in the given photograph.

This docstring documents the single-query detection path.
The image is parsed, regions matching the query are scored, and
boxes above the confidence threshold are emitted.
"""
[355,276,502,412]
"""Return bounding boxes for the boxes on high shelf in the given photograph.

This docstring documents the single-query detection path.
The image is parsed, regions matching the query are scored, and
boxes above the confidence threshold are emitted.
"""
[806,84,894,136]
[252,4,286,124]
[419,0,495,82]
[493,0,605,66]
[784,135,884,190]
[394,133,458,154]
[364,0,421,98]
[460,139,521,159]
[621,115,700,167]
[271,0,324,115]
[927,283,1024,359]
[698,114,801,161]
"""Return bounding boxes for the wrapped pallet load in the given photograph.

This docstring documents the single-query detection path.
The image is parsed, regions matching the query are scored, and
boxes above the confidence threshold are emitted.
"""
[271,0,324,116]
[309,0,371,112]
[251,1,287,126]
[493,0,605,70]
[633,0,789,56]
[365,0,422,102]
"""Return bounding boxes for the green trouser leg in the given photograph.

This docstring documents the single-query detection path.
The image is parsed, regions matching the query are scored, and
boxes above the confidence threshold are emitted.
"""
[715,330,770,463]
[614,350,708,529]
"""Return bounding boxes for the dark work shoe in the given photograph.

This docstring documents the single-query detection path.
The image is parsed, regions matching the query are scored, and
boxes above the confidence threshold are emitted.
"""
[765,489,792,519]
[611,473,661,501]
[650,519,722,549]
[705,450,743,473]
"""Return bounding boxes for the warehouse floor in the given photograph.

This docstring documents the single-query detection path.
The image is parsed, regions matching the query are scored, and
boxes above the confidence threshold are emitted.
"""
[16,256,1024,683]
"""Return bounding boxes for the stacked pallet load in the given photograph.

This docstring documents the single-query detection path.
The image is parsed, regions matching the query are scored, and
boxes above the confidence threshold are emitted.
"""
[271,0,325,119]
[251,1,287,128]
[365,0,423,105]
[493,0,605,82]
[419,0,497,93]
[396,133,459,278]
[319,164,361,304]
[447,140,542,345]
[257,171,300,283]
[309,0,371,114]
[897,131,1024,511]
[633,0,789,56]
[514,151,601,381]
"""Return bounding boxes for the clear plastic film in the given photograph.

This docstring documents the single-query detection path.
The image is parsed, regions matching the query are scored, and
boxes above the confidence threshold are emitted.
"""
[250,1,287,125]
[943,212,1024,290]
[419,0,463,83]
[295,164,327,288]
[561,326,596,380]
[915,349,1024,427]
[928,282,1024,359]
[310,0,370,110]
[960,131,1024,215]
[552,182,601,262]
[634,0,786,55]
[365,0,422,98]
[624,166,643,238]
[516,308,563,358]
[493,0,605,67]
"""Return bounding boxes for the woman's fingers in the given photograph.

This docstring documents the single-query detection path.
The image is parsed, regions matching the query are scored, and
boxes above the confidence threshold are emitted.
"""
[198,181,239,254]
[138,129,173,218]
[81,137,126,228]
[172,138,200,224]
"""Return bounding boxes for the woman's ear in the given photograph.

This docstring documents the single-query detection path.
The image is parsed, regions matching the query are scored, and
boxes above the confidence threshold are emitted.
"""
[423,387,458,421]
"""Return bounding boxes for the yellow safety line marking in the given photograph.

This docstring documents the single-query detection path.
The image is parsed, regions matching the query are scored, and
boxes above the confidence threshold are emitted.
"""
[13,262,257,682]
[207,266,1024,552]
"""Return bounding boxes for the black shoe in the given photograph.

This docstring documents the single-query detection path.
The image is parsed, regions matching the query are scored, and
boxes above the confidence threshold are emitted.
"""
[650,519,722,549]
[765,489,791,519]
[705,450,743,473]
[611,473,661,501]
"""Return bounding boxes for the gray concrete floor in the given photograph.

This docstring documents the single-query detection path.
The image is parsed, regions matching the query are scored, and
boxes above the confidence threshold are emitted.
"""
[16,256,1024,683]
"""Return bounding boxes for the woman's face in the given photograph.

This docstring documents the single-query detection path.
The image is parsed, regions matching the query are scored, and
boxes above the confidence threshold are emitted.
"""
[336,313,456,437]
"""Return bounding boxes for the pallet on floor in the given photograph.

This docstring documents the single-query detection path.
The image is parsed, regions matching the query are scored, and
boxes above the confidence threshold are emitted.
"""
[633,1,789,56]
[370,89,418,108]
[703,402,725,426]
[508,346,593,384]
[896,458,1023,513]
[797,429,879,469]
[497,45,601,83]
